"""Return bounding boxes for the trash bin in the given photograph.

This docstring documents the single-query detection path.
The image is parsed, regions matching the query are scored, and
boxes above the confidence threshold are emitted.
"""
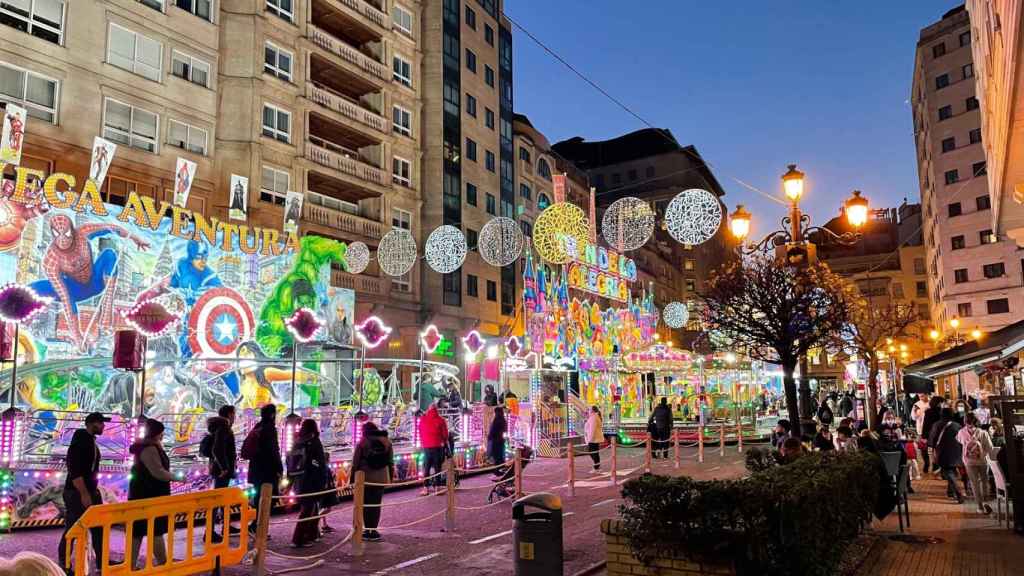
[512,492,563,576]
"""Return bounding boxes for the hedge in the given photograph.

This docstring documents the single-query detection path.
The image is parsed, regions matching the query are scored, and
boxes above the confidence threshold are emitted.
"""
[618,450,880,576]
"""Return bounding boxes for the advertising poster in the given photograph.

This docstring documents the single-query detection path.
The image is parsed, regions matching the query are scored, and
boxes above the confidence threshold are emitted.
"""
[228,174,249,221]
[0,103,26,165]
[283,190,303,233]
[89,136,117,186]
[174,157,198,208]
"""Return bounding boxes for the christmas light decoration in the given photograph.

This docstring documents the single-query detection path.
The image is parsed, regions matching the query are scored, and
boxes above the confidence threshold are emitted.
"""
[664,188,722,246]
[601,196,655,251]
[0,283,50,323]
[533,202,590,264]
[478,217,523,267]
[663,301,689,329]
[462,330,486,355]
[285,307,324,343]
[424,225,468,274]
[122,299,180,337]
[377,228,418,277]
[420,324,442,354]
[505,335,522,357]
[346,241,370,275]
[356,316,392,349]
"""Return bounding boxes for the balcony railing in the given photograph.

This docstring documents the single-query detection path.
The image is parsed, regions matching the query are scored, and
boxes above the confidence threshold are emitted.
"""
[307,83,388,134]
[303,202,383,240]
[306,137,387,188]
[335,0,388,31]
[330,268,387,295]
[308,24,387,80]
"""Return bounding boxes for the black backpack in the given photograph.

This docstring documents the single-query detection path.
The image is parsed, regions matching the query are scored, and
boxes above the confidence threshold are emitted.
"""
[199,433,214,459]
[287,443,308,477]
[365,441,390,470]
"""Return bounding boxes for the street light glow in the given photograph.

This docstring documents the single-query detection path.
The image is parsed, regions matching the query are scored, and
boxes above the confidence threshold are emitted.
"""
[971,329,982,340]
[929,329,940,340]
[845,190,870,228]
[782,164,805,202]
[729,204,752,240]
[950,317,961,329]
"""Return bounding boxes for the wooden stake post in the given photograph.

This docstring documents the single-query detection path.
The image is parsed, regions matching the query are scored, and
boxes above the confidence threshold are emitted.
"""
[644,433,652,473]
[720,422,726,457]
[514,448,523,498]
[446,458,456,531]
[673,428,681,469]
[610,435,618,485]
[352,471,365,557]
[253,483,273,576]
[567,442,576,497]
[698,425,704,463]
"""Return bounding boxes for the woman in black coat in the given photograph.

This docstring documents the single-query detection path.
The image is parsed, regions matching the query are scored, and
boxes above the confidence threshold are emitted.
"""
[921,396,945,473]
[129,419,175,568]
[291,419,328,548]
[487,407,508,465]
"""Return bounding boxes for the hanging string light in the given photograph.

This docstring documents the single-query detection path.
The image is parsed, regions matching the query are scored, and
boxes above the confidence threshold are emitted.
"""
[601,196,655,251]
[346,241,370,275]
[425,225,468,274]
[377,229,418,277]
[663,301,689,329]
[478,217,524,267]
[664,188,722,246]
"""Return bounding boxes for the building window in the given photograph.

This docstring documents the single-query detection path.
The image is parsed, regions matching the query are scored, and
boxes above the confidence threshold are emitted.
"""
[265,0,292,22]
[954,268,968,283]
[486,279,497,301]
[969,128,982,144]
[988,298,1010,314]
[393,55,412,87]
[103,98,158,152]
[983,262,1005,278]
[944,169,959,185]
[951,235,965,250]
[685,278,696,292]
[392,4,413,36]
[0,61,58,123]
[466,228,478,248]
[466,93,476,117]
[980,229,996,244]
[520,183,531,199]
[465,138,477,161]
[108,24,163,82]
[962,63,974,79]
[941,137,955,153]
[465,5,476,29]
[913,257,925,275]
[466,182,477,206]
[932,43,946,58]
[959,30,971,47]
[171,50,210,88]
[519,147,531,163]
[391,207,411,230]
[958,302,973,317]
[935,74,950,89]
[484,23,494,45]
[484,65,494,87]
[440,272,459,304]
[916,281,927,298]
[974,197,991,214]
[537,158,552,181]
[467,274,478,297]
[938,105,952,121]
[392,156,412,187]
[0,0,63,44]
[485,150,495,172]
[947,202,961,217]
[537,193,550,210]
[484,108,494,129]
[392,105,412,137]
[485,193,496,215]
[261,103,290,142]
[465,49,476,73]
[167,119,207,155]
[263,42,292,81]
[966,96,979,110]
[175,0,212,21]
[260,165,289,205]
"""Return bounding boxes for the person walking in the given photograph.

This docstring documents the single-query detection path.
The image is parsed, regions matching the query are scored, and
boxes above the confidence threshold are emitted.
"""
[290,419,328,548]
[921,396,944,474]
[418,403,448,495]
[932,408,965,503]
[957,412,994,514]
[649,397,673,459]
[129,418,176,569]
[487,406,508,465]
[351,421,394,542]
[205,405,237,542]
[584,406,604,471]
[58,412,111,573]
[242,404,284,533]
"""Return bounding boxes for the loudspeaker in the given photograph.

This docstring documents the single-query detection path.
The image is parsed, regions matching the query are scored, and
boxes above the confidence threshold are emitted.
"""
[0,324,12,362]
[568,370,580,396]
[902,374,934,395]
[113,330,144,370]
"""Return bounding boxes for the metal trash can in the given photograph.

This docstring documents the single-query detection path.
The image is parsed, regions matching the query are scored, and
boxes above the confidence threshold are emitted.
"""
[512,492,563,576]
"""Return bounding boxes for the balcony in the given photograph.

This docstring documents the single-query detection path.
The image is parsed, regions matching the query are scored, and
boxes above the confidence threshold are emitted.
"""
[303,201,383,241]
[308,24,387,82]
[330,268,388,296]
[305,136,388,194]
[306,83,387,135]
[333,0,388,33]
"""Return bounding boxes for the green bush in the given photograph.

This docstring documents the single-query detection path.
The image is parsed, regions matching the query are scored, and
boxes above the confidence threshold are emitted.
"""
[619,450,880,576]
[743,446,780,473]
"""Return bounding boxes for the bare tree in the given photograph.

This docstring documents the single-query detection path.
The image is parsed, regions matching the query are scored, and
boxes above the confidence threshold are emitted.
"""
[834,282,918,430]
[700,255,851,434]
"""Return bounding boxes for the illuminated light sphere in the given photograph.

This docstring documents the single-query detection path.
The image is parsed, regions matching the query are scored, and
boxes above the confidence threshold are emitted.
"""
[533,202,590,264]
[477,217,524,267]
[377,228,418,277]
[601,197,655,251]
[664,188,723,246]
[425,225,468,274]
[663,301,689,329]
[346,242,370,275]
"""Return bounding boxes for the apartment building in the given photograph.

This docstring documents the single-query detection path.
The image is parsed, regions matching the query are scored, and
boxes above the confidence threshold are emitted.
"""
[0,0,427,357]
[912,4,1024,333]
[552,128,734,349]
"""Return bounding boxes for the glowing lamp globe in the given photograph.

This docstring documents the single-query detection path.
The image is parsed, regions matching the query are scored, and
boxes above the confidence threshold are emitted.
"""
[729,204,752,241]
[929,329,940,341]
[782,164,805,202]
[505,336,522,358]
[845,190,869,228]
[950,317,961,330]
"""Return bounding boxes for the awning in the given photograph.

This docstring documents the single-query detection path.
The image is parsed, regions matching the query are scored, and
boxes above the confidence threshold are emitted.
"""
[903,318,1024,379]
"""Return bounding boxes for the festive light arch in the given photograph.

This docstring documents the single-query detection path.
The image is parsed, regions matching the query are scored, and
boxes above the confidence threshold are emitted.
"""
[356,316,392,348]
[601,196,655,251]
[533,202,590,264]
[478,217,524,267]
[346,241,370,275]
[664,188,722,246]
[663,301,690,329]
[377,229,418,277]
[425,225,468,274]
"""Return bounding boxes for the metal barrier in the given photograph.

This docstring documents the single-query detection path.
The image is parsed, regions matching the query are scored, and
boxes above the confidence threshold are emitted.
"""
[64,487,254,576]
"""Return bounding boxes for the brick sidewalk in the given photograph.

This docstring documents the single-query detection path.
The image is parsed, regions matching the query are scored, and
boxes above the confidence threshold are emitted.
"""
[860,473,1023,575]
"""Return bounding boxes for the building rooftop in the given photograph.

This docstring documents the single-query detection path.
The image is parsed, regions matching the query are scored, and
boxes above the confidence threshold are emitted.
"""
[551,128,683,169]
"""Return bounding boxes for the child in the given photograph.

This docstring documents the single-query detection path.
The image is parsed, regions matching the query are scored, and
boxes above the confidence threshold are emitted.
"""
[904,437,921,480]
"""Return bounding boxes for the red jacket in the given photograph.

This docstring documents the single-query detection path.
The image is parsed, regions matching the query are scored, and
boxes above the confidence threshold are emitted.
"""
[419,407,449,449]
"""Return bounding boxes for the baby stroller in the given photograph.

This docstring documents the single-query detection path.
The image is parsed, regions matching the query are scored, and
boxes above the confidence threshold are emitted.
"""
[487,446,532,503]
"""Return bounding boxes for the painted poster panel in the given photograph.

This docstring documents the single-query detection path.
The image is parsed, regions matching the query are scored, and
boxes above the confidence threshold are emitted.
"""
[228,174,248,221]
[0,103,26,164]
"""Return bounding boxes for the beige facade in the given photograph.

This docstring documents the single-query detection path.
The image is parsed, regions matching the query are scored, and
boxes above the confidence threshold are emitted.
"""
[912,5,1024,333]
[0,0,427,357]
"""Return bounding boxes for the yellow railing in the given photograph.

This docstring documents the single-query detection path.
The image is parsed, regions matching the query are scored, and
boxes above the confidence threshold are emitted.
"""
[64,487,255,576]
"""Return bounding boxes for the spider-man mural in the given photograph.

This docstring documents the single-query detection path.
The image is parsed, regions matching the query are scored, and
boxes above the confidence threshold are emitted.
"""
[29,214,149,351]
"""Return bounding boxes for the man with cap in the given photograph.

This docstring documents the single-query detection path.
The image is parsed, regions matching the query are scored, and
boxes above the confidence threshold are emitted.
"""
[59,412,110,572]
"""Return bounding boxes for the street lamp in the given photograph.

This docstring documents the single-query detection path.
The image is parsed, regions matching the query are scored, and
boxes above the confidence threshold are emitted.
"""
[729,204,752,242]
[845,191,870,228]
[970,328,982,340]
[929,329,940,341]
[782,164,805,202]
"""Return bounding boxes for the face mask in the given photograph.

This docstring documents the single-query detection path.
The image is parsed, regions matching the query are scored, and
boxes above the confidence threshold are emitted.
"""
[958,407,966,414]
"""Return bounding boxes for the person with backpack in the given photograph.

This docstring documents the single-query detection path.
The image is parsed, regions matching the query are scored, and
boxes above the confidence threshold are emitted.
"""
[649,397,673,459]
[487,407,508,465]
[242,404,283,533]
[957,412,994,513]
[932,408,965,503]
[351,421,394,542]
[418,403,448,496]
[202,405,237,542]
[290,419,328,548]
